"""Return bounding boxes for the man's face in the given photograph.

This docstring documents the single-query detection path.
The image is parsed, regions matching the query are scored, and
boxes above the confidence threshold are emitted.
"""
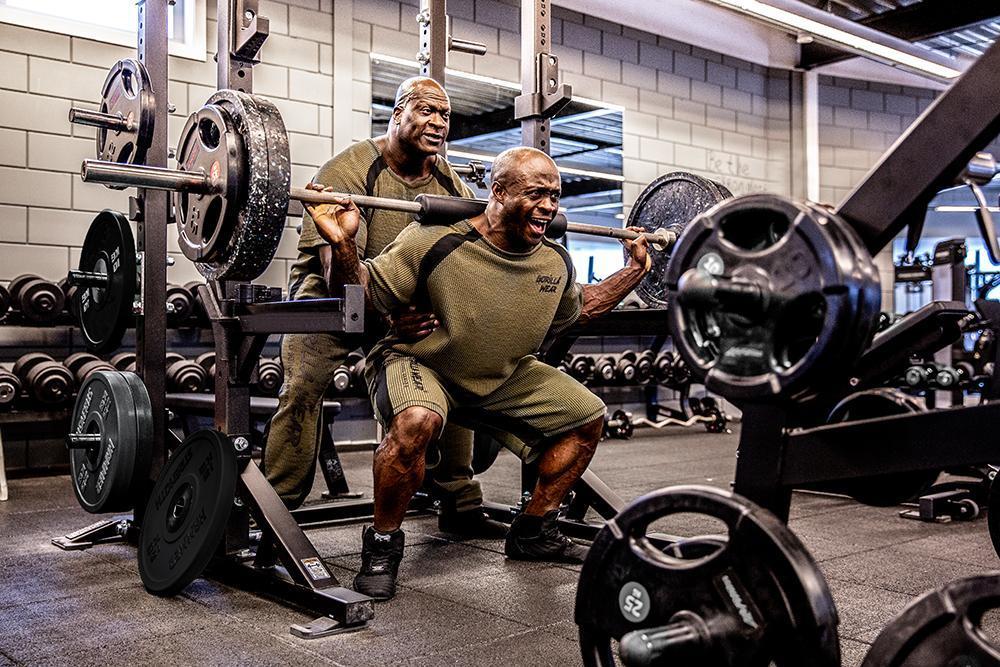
[393,85,451,156]
[496,156,561,251]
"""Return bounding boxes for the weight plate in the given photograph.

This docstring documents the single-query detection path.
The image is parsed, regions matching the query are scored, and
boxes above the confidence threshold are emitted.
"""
[121,370,154,505]
[822,388,938,507]
[139,429,237,596]
[76,210,137,354]
[69,371,140,513]
[628,172,732,309]
[174,104,241,266]
[576,485,840,667]
[666,194,881,401]
[175,91,290,281]
[861,574,1000,666]
[97,59,155,166]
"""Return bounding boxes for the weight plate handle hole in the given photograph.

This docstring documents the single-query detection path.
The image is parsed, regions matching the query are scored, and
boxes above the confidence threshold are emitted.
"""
[719,209,791,252]
[198,117,222,150]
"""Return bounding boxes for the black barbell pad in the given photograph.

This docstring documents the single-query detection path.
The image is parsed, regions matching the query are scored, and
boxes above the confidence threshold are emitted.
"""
[413,194,569,240]
[413,194,485,224]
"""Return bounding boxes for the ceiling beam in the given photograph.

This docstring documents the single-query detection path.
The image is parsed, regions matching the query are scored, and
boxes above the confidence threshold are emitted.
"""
[798,0,1000,69]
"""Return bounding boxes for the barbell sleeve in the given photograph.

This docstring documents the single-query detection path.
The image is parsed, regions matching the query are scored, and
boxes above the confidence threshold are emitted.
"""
[676,268,769,316]
[69,108,130,132]
[449,37,489,56]
[67,270,110,288]
[81,159,214,194]
[65,433,103,451]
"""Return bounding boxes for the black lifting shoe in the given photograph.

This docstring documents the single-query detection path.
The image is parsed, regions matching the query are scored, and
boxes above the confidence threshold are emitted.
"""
[504,509,588,563]
[438,508,509,539]
[354,526,405,600]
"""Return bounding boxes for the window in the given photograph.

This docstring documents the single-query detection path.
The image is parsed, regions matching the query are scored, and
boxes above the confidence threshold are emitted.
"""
[370,54,625,283]
[0,0,206,60]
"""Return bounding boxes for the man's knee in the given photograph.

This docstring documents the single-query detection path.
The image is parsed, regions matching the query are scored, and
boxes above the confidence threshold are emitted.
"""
[381,407,443,464]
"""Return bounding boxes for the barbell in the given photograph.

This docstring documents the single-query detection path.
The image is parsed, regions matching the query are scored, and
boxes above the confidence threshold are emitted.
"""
[82,161,675,251]
[75,90,731,283]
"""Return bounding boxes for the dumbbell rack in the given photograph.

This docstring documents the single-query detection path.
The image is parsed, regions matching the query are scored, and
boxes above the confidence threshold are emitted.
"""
[729,38,1000,523]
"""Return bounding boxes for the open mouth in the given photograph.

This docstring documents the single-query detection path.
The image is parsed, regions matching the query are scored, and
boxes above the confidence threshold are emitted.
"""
[424,134,443,145]
[529,218,549,237]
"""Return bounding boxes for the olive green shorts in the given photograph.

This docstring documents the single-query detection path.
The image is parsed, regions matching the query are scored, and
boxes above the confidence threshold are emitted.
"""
[369,355,606,463]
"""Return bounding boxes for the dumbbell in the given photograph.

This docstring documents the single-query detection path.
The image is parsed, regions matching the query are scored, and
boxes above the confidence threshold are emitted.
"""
[165,283,196,325]
[933,361,975,389]
[12,352,74,405]
[255,357,283,396]
[346,351,366,390]
[667,354,692,387]
[184,280,208,322]
[0,284,10,320]
[328,364,351,395]
[568,354,595,383]
[0,368,21,410]
[593,355,616,385]
[653,351,676,384]
[8,274,65,324]
[635,350,655,384]
[614,351,638,384]
[57,277,79,318]
[63,352,115,386]
[110,351,136,371]
[903,364,933,388]
[195,351,216,379]
[165,352,208,393]
[603,409,634,440]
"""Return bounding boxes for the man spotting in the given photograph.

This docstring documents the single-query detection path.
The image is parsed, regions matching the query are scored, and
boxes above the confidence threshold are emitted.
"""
[264,77,502,538]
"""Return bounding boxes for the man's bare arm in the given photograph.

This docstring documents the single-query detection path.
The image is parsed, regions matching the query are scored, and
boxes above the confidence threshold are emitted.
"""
[576,228,650,326]
[319,243,370,296]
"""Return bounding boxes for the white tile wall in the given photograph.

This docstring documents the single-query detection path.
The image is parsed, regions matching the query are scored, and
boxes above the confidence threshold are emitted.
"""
[3,0,962,289]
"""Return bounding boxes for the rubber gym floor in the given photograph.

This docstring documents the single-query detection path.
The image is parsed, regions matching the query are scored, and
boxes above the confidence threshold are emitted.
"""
[1,424,995,666]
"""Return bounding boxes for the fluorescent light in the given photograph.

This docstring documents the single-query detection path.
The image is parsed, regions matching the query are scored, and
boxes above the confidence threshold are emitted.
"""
[702,0,962,81]
[934,205,1000,212]
[447,149,626,182]
[369,53,625,111]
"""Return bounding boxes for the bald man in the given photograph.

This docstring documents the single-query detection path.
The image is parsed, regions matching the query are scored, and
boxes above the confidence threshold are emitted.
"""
[265,77,504,538]
[305,146,653,600]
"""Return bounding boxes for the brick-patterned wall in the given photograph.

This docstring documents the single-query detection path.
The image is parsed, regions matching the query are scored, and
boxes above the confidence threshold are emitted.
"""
[3,0,979,297]
[0,0,336,291]
[816,74,1000,309]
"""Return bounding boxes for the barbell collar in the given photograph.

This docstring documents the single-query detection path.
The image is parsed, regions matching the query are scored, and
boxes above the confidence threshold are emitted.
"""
[676,268,769,316]
[81,159,214,194]
[67,270,110,288]
[65,433,103,450]
[69,108,130,132]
